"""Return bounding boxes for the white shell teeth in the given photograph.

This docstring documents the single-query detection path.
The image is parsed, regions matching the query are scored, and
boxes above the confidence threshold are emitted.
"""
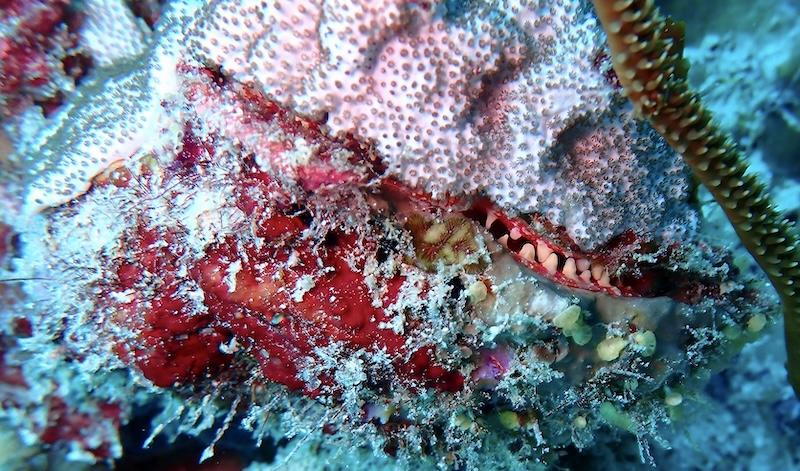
[543,253,559,274]
[598,269,612,287]
[519,243,536,261]
[499,233,615,290]
[591,263,604,280]
[536,241,552,263]
[476,207,624,293]
[563,257,578,280]
[485,213,497,229]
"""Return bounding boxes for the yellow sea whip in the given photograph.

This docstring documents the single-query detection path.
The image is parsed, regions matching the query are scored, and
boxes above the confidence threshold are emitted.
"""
[590,0,800,393]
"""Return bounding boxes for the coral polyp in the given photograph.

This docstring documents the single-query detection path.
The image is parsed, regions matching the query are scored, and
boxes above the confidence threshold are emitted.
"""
[0,0,795,469]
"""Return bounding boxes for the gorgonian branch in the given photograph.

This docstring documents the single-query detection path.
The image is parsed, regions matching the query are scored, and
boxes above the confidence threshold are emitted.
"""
[590,0,800,393]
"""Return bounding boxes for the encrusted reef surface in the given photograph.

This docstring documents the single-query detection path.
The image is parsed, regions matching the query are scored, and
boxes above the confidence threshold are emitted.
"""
[0,0,796,470]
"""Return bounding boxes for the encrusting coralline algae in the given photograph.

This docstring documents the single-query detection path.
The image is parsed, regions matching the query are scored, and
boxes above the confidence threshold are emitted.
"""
[0,0,786,469]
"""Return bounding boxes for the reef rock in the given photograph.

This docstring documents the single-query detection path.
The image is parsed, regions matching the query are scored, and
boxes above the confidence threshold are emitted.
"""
[0,1,780,470]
